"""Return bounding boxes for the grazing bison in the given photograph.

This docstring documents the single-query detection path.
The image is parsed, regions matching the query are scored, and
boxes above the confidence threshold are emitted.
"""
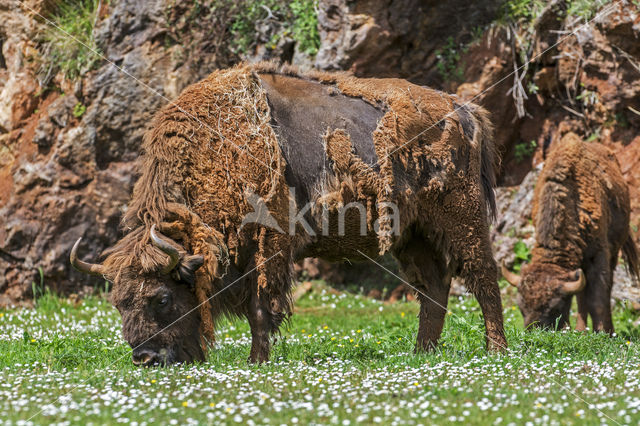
[502,132,639,332]
[71,62,506,365]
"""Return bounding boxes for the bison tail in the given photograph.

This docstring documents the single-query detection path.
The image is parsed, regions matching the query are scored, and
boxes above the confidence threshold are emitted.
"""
[470,104,498,221]
[622,231,640,282]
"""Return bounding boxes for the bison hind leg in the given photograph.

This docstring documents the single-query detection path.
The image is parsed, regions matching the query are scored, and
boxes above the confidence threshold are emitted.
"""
[460,251,507,352]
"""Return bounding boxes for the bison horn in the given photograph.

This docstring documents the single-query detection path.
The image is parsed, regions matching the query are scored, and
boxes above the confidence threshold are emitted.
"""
[70,238,106,276]
[150,224,180,274]
[501,262,522,287]
[560,269,586,295]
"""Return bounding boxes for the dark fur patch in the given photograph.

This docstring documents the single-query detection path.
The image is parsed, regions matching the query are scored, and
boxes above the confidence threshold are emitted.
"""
[454,103,475,141]
[259,74,384,206]
[542,134,552,160]
[623,233,640,280]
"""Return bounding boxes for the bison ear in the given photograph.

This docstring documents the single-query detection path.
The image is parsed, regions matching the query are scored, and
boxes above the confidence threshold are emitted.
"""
[501,262,522,288]
[177,255,205,286]
[560,269,586,295]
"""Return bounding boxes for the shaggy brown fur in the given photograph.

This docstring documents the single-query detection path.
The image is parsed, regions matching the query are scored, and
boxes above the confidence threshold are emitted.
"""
[514,132,639,332]
[75,62,506,364]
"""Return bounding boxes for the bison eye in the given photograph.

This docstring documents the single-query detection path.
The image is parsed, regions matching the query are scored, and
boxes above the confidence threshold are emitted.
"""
[153,293,172,310]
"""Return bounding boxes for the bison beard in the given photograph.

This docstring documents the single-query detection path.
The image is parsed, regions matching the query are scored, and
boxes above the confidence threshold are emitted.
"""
[503,132,640,332]
[71,62,506,365]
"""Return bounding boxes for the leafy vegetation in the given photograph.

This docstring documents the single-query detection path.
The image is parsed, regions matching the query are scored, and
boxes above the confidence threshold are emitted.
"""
[289,0,320,55]
[39,0,102,80]
[512,239,532,272]
[434,36,467,83]
[72,102,87,118]
[228,0,320,56]
[497,0,547,24]
[566,0,613,21]
[1,282,640,424]
[513,140,537,162]
[498,0,611,26]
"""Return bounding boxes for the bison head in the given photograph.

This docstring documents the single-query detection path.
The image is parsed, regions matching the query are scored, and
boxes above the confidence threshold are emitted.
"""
[71,225,206,366]
[502,263,585,330]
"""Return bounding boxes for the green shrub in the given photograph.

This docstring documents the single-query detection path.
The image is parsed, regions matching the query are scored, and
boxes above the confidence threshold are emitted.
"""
[40,0,102,80]
[497,0,611,26]
[498,0,546,24]
[228,0,319,56]
[434,37,467,83]
[513,140,537,162]
[72,102,87,118]
[512,240,532,272]
[228,1,283,54]
[566,0,612,21]
[289,0,320,56]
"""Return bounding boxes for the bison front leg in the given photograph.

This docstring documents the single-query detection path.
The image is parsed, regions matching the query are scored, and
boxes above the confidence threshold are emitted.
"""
[575,292,589,332]
[247,292,274,364]
[394,240,451,352]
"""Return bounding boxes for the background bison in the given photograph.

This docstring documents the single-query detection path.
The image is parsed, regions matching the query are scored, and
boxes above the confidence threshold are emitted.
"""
[72,62,506,364]
[503,132,639,332]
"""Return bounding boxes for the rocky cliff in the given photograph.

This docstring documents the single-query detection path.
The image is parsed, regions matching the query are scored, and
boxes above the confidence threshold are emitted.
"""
[1,0,639,305]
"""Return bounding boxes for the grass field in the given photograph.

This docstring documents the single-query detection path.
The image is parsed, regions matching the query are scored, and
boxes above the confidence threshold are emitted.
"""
[1,282,640,425]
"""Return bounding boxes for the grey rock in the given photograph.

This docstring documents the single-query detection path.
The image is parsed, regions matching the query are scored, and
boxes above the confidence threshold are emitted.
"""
[315,0,503,85]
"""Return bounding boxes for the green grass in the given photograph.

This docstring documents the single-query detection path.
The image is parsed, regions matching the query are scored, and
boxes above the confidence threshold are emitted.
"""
[39,0,102,80]
[227,0,320,56]
[1,283,640,424]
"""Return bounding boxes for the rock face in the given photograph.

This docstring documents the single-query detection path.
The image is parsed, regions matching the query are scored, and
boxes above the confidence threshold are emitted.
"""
[457,1,640,195]
[0,0,236,303]
[315,0,503,85]
[0,0,317,304]
[1,0,639,304]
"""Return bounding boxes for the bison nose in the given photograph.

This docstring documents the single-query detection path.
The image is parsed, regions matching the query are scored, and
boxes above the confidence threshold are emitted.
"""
[132,349,158,367]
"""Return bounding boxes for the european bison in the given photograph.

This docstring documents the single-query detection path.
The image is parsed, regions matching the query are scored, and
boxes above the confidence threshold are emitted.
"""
[71,62,506,365]
[502,132,639,332]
